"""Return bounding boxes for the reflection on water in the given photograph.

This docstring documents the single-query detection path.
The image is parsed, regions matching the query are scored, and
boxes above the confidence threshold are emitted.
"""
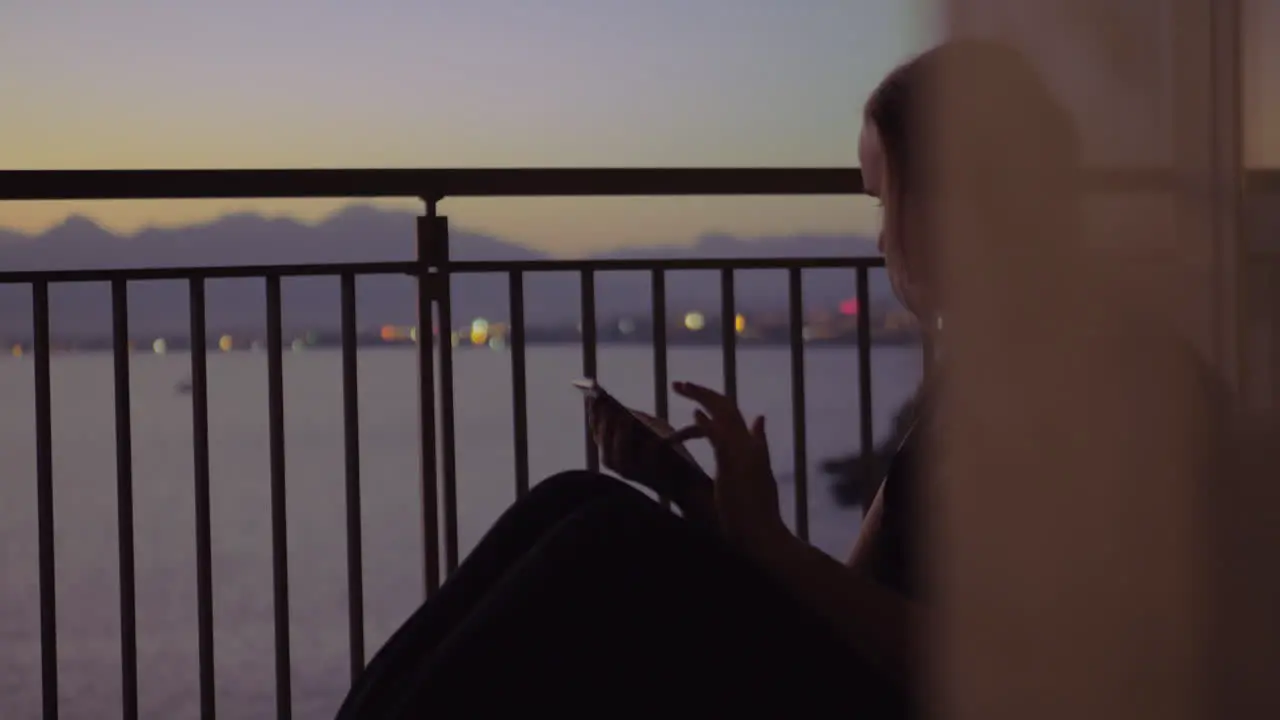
[0,345,922,719]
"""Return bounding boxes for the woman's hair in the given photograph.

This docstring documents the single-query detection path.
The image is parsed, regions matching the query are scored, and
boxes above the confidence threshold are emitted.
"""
[864,39,1080,199]
[864,39,1085,279]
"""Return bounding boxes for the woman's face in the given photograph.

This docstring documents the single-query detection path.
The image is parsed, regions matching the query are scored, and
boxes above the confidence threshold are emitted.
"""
[858,120,928,319]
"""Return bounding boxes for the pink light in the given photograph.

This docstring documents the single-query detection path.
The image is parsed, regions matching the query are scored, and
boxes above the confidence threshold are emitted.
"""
[839,298,859,315]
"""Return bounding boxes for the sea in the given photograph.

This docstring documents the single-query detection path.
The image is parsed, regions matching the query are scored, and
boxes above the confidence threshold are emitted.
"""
[0,344,924,719]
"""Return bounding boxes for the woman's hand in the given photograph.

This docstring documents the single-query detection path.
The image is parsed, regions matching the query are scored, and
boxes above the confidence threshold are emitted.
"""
[588,395,718,525]
[672,381,790,557]
[588,398,698,478]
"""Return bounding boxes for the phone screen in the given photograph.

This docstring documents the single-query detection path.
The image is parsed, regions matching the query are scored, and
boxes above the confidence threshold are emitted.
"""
[574,378,664,445]
[573,378,712,499]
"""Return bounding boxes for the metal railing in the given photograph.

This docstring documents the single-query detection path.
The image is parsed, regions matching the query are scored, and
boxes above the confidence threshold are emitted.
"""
[2,166,1275,720]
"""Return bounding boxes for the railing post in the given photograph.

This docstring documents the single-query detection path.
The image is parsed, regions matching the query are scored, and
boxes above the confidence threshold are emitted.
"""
[32,281,58,720]
[432,215,460,576]
[580,270,599,471]
[264,275,292,720]
[855,266,875,518]
[339,273,366,682]
[416,197,443,597]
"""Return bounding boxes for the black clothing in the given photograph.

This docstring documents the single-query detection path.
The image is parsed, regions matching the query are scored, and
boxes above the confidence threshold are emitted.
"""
[336,471,907,718]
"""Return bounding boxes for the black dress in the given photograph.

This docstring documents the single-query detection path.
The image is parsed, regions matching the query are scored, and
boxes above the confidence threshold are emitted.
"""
[336,454,922,719]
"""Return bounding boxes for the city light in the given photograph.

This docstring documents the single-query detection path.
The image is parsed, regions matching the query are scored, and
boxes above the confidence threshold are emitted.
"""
[470,318,489,345]
[13,299,920,356]
[381,325,414,342]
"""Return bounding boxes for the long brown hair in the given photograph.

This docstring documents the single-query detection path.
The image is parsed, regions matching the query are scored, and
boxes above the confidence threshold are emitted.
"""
[864,39,1085,318]
[865,39,1080,199]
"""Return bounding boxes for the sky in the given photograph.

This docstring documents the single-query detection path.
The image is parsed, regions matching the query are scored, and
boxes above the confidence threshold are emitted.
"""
[1,0,1276,255]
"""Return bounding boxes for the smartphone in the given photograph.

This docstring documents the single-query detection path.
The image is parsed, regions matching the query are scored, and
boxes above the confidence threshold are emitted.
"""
[573,378,713,503]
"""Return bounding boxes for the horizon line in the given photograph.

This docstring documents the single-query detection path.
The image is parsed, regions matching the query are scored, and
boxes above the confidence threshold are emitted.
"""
[0,202,875,250]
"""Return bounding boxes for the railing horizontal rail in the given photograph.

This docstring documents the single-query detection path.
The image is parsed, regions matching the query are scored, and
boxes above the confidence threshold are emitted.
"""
[0,261,417,284]
[1,166,1274,202]
[0,257,886,285]
[0,168,861,200]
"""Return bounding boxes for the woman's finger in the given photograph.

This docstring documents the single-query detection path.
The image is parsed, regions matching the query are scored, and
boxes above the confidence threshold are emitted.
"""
[692,409,714,434]
[664,423,708,444]
[673,382,750,436]
[750,415,772,467]
[673,382,736,419]
[693,409,729,449]
[660,424,705,466]
[695,409,740,476]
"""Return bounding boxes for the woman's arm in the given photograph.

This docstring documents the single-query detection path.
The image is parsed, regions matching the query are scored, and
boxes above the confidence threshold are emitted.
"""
[846,483,887,570]
[750,519,924,692]
[668,380,925,688]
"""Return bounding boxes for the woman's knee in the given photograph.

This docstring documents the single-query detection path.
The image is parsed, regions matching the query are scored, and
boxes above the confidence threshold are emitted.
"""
[535,489,706,568]
[475,471,652,558]
[528,469,648,507]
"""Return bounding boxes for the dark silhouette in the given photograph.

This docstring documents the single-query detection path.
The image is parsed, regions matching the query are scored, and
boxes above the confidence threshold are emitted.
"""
[336,470,901,718]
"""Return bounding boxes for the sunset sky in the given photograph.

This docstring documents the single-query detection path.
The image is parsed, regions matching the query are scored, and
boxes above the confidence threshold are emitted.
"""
[1,0,1276,255]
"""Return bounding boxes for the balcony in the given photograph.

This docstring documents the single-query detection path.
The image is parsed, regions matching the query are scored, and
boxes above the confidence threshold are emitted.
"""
[1,167,1276,719]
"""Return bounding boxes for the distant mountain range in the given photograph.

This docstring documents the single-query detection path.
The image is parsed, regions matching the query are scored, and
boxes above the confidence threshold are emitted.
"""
[0,205,895,337]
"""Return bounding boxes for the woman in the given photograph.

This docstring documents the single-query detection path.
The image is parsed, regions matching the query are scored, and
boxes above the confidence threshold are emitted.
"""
[335,40,1076,719]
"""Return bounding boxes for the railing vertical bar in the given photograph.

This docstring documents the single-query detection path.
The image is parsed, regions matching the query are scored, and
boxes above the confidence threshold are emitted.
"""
[787,269,810,542]
[188,278,216,720]
[415,212,440,597]
[855,266,876,509]
[265,276,292,720]
[720,268,737,401]
[110,280,139,720]
[33,281,58,720]
[434,237,459,575]
[580,270,599,471]
[509,272,530,497]
[339,273,365,681]
[651,270,671,510]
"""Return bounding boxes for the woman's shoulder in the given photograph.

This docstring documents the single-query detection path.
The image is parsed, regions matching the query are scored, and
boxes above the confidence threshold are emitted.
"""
[869,395,930,597]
